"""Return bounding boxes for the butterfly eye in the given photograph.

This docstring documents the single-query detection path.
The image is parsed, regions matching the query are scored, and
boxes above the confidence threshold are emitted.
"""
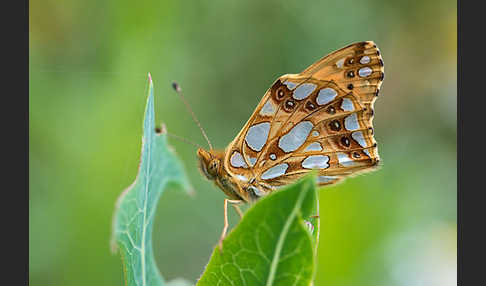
[340,136,351,147]
[207,159,220,176]
[329,120,341,131]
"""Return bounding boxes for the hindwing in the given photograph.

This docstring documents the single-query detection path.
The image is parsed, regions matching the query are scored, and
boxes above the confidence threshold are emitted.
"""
[223,41,384,197]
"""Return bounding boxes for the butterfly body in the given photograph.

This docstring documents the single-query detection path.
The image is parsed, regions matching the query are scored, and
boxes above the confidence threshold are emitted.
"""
[198,41,384,205]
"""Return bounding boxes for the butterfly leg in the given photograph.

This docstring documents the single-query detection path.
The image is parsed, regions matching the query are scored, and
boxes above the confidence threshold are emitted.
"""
[218,199,243,252]
[232,204,244,219]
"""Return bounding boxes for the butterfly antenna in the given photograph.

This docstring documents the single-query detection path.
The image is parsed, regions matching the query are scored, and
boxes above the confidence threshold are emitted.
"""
[156,123,204,149]
[171,81,214,150]
[166,131,205,150]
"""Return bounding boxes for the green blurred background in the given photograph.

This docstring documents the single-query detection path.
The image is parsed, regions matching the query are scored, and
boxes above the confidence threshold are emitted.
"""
[29,0,456,285]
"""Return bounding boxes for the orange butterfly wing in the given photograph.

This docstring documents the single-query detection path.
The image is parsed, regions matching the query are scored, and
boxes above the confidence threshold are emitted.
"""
[223,41,384,198]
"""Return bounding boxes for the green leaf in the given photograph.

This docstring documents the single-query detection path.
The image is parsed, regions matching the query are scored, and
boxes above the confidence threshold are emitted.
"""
[197,175,319,286]
[111,74,193,286]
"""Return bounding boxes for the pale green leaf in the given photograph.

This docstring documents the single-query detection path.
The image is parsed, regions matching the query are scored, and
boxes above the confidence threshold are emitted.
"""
[111,74,193,286]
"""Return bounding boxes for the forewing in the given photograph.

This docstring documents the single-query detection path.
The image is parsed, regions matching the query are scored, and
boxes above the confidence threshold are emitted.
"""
[224,41,384,193]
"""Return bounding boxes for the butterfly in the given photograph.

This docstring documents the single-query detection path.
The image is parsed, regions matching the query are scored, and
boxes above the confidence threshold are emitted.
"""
[178,41,384,248]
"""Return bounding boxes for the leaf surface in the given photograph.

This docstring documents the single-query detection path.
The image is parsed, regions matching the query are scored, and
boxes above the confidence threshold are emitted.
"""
[197,175,319,286]
[111,75,193,286]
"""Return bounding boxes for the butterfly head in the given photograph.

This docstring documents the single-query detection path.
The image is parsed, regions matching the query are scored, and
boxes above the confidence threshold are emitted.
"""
[197,148,223,181]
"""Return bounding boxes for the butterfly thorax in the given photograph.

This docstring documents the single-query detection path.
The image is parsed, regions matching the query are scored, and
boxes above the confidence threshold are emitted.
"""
[197,148,253,202]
